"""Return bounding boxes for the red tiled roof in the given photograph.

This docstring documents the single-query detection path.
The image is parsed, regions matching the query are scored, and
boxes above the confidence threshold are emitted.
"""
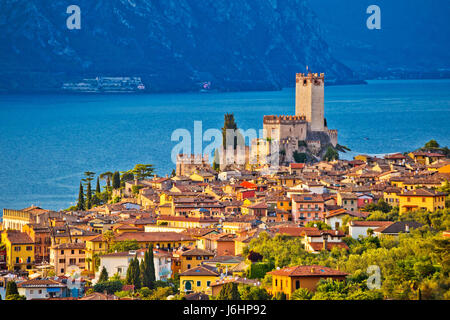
[308,241,349,251]
[268,265,348,277]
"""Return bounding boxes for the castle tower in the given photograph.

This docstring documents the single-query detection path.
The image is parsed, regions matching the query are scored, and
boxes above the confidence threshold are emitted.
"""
[295,73,325,132]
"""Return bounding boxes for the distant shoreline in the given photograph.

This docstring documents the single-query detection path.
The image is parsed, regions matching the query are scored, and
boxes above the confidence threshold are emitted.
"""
[2,77,450,96]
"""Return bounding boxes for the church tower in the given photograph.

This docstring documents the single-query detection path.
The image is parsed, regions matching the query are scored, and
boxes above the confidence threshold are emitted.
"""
[295,73,325,132]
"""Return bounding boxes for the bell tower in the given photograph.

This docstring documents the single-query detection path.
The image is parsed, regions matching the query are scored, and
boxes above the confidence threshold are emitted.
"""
[295,73,325,132]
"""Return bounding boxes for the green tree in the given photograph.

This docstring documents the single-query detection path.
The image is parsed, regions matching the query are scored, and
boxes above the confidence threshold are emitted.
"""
[141,247,156,289]
[99,266,109,283]
[239,285,271,300]
[424,139,439,149]
[93,280,123,295]
[5,281,19,296]
[112,171,121,189]
[96,177,101,194]
[110,240,139,253]
[217,282,241,300]
[76,182,85,211]
[85,180,92,209]
[126,257,141,289]
[273,292,287,300]
[323,146,339,161]
[291,288,313,300]
[222,113,244,150]
[305,221,331,230]
[293,151,307,163]
[132,164,155,180]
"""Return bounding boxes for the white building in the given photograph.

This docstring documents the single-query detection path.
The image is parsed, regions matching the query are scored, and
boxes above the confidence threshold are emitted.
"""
[17,279,66,300]
[96,248,172,283]
[348,221,393,239]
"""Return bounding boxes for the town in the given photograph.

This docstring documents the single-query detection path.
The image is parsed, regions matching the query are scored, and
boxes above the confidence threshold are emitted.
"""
[0,73,449,301]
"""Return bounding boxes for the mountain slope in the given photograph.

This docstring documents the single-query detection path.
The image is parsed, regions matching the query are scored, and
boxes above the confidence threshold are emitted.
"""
[0,0,356,93]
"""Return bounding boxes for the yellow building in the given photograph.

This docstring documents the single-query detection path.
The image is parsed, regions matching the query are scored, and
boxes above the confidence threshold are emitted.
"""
[179,265,219,295]
[383,187,401,206]
[267,265,347,299]
[408,152,445,165]
[1,230,35,271]
[398,188,447,213]
[190,172,215,183]
[179,248,214,273]
[276,197,292,211]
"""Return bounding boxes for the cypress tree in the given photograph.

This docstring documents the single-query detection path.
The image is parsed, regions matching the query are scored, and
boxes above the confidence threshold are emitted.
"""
[112,171,121,189]
[148,246,156,288]
[86,180,92,209]
[133,257,141,289]
[76,182,85,211]
[5,281,19,296]
[141,248,155,289]
[99,266,109,283]
[96,177,101,194]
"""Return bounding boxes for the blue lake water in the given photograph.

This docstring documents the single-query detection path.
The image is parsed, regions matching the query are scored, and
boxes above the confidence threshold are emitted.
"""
[0,79,449,212]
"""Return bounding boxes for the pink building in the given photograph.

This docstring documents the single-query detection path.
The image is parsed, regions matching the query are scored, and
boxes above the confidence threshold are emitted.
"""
[291,194,325,225]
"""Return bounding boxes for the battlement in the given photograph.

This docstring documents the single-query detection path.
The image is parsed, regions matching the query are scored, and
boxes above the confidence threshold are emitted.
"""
[296,72,324,85]
[327,129,338,137]
[263,115,307,124]
[176,154,209,164]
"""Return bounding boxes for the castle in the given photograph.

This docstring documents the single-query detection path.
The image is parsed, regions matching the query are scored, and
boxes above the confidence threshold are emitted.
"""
[257,72,338,165]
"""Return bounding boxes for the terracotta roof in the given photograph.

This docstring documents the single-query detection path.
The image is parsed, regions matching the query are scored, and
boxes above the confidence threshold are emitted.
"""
[308,241,349,251]
[51,243,86,250]
[114,232,195,242]
[180,248,214,256]
[401,188,447,197]
[18,279,65,288]
[268,265,348,277]
[374,221,423,234]
[290,163,305,169]
[179,265,219,277]
[350,221,394,228]
[4,230,34,244]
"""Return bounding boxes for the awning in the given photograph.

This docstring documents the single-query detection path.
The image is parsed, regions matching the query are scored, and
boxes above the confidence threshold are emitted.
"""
[46,288,61,293]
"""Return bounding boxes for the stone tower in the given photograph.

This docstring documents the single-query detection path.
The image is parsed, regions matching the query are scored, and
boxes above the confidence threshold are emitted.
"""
[295,73,325,132]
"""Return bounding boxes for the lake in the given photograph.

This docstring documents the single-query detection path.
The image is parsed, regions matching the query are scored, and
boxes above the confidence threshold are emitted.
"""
[0,79,449,212]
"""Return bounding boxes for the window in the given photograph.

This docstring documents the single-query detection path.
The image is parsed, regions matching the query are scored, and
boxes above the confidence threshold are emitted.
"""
[187,264,191,269]
[295,280,300,289]
[38,290,42,294]
[30,290,34,294]
[26,246,32,251]
[61,250,64,254]
[14,246,21,252]
[196,281,201,287]
[61,268,64,273]
[422,198,426,202]
[196,256,202,260]
[59,259,65,263]
[69,258,76,265]
[186,257,192,260]
[71,250,75,254]
[407,197,411,202]
[207,281,211,287]
[275,279,278,286]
